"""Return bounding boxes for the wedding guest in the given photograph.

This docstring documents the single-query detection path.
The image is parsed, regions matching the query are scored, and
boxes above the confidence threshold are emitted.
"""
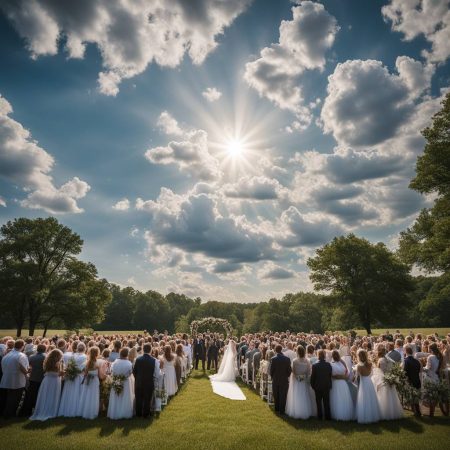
[161,345,178,396]
[107,347,134,419]
[403,345,422,417]
[109,340,121,363]
[372,346,403,420]
[355,349,380,424]
[270,344,292,415]
[134,343,158,418]
[22,343,47,416]
[424,343,443,417]
[286,345,314,419]
[30,349,63,421]
[306,345,317,365]
[386,342,401,363]
[175,344,184,385]
[193,335,206,370]
[282,342,296,363]
[79,346,104,419]
[310,349,332,420]
[24,338,35,357]
[58,342,87,417]
[330,350,354,421]
[0,339,29,418]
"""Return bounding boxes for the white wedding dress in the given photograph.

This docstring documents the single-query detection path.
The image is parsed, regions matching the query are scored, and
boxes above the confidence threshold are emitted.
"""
[107,359,134,420]
[209,340,245,400]
[330,361,355,421]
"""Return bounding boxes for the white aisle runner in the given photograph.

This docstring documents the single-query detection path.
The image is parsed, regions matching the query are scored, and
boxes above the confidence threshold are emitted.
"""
[210,379,246,401]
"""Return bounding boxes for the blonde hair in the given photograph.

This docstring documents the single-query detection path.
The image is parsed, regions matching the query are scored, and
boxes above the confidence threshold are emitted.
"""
[86,346,100,371]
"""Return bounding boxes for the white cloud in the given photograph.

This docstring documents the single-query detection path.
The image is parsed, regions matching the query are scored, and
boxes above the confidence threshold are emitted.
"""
[258,262,295,280]
[396,56,435,99]
[382,0,450,64]
[244,1,339,127]
[223,175,286,200]
[202,87,222,102]
[0,0,253,96]
[113,198,130,211]
[0,197,6,207]
[0,94,90,213]
[157,111,184,136]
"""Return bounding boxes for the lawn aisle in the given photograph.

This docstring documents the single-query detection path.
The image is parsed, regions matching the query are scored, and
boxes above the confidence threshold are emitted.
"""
[0,370,448,450]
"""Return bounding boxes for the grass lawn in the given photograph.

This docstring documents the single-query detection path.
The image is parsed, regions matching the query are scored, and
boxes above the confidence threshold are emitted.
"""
[0,370,448,450]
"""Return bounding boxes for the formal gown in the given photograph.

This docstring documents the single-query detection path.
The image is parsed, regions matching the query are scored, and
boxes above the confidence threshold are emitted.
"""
[162,357,178,396]
[339,345,353,380]
[330,361,355,421]
[107,359,134,419]
[286,358,315,419]
[356,365,381,424]
[30,372,61,421]
[58,353,87,417]
[79,363,100,419]
[372,358,403,420]
[424,354,440,383]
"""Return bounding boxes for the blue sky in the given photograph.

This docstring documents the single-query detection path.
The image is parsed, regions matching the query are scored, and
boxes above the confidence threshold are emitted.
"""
[0,0,449,302]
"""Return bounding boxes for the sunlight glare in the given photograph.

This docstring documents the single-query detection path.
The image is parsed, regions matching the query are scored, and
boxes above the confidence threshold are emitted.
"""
[227,139,244,157]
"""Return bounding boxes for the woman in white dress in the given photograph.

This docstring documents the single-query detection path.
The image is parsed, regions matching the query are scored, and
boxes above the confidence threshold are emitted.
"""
[79,346,104,419]
[210,339,238,382]
[286,345,315,419]
[355,349,381,424]
[107,347,134,419]
[58,342,87,417]
[424,343,443,417]
[30,349,63,421]
[372,346,403,420]
[161,345,178,397]
[330,350,355,421]
[339,337,353,380]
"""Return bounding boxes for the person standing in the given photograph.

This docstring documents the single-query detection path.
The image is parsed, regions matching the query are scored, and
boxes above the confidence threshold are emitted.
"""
[310,349,332,420]
[0,339,29,418]
[193,335,206,370]
[403,345,422,417]
[22,343,47,416]
[270,344,292,414]
[207,339,220,372]
[134,343,158,418]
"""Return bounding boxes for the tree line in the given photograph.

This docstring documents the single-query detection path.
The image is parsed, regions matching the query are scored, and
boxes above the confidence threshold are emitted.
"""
[1,93,449,337]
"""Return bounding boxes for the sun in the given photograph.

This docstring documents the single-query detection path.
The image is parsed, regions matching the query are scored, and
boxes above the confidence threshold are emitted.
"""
[227,139,244,157]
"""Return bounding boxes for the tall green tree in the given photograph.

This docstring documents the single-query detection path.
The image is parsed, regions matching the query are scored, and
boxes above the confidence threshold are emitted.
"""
[307,234,413,334]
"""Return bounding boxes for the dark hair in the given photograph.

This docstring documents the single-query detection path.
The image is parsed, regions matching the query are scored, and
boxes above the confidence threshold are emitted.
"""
[37,343,47,353]
[14,339,25,350]
[275,344,283,354]
[120,347,129,358]
[405,345,413,356]
[143,343,152,354]
[317,349,325,360]
[297,345,305,358]
[331,349,340,362]
[306,344,315,355]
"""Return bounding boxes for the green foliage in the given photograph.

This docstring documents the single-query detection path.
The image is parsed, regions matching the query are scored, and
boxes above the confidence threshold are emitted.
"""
[418,272,450,326]
[307,234,413,334]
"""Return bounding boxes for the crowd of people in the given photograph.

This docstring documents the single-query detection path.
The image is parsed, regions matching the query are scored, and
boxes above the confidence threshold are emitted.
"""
[0,328,448,423]
[237,330,450,422]
[0,332,192,420]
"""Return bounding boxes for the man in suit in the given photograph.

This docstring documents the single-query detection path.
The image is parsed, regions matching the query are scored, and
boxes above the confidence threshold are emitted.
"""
[310,349,332,420]
[207,339,220,372]
[270,344,292,414]
[133,343,158,417]
[245,342,260,381]
[193,335,206,370]
[386,342,401,363]
[403,345,422,417]
[21,343,46,416]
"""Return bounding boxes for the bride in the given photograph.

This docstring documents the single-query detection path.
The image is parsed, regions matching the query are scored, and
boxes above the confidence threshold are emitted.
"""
[210,339,238,382]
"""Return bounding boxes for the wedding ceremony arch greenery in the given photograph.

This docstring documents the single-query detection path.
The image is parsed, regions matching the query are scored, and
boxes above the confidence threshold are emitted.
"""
[190,317,233,337]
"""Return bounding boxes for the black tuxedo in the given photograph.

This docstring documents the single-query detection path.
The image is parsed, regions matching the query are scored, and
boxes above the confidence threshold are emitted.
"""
[310,359,332,420]
[404,356,421,389]
[133,353,156,417]
[270,353,292,414]
[193,338,206,370]
[207,340,220,371]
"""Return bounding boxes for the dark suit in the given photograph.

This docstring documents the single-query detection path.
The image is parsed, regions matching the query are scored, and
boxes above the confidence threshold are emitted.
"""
[403,355,422,415]
[310,359,332,420]
[22,352,45,416]
[270,353,292,414]
[207,341,220,371]
[193,339,206,370]
[133,354,156,417]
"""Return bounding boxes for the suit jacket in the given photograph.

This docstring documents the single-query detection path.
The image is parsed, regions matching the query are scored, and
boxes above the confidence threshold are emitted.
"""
[310,359,332,392]
[245,348,259,372]
[387,350,401,363]
[193,339,206,358]
[253,351,262,375]
[270,353,292,386]
[403,355,421,389]
[133,354,156,392]
[29,352,46,383]
[207,341,220,358]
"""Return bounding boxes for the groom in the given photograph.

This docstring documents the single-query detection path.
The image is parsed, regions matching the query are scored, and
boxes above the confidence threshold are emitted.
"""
[270,344,292,414]
[193,334,206,370]
[207,339,220,372]
[310,349,332,420]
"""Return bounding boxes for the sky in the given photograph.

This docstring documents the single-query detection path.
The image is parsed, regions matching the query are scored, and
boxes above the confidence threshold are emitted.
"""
[0,0,449,302]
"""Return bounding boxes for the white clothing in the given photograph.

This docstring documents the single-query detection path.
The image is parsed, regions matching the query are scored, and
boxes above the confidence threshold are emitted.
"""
[0,349,29,389]
[30,372,61,421]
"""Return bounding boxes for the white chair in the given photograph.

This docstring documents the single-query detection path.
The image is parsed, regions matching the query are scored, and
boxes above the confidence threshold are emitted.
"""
[267,375,274,405]
[241,360,249,384]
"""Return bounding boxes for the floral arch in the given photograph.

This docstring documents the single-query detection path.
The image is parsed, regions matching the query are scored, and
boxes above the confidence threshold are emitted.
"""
[190,317,233,337]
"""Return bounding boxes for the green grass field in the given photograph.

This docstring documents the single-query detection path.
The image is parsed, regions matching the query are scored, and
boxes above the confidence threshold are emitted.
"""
[1,327,449,339]
[0,370,449,450]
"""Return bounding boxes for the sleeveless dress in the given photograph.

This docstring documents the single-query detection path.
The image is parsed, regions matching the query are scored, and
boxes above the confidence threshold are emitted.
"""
[162,357,178,396]
[79,362,100,419]
[339,345,353,380]
[107,359,134,419]
[30,371,61,421]
[330,361,355,421]
[372,357,403,420]
[286,358,315,419]
[356,365,381,423]
[58,353,87,417]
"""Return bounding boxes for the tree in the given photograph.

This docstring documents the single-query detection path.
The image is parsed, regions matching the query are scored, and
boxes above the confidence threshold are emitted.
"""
[100,285,138,330]
[0,217,110,335]
[307,234,413,334]
[286,292,325,333]
[418,272,450,326]
[399,93,450,272]
[133,290,171,331]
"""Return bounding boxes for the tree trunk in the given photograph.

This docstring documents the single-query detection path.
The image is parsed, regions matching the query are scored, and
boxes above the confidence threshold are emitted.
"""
[43,322,49,338]
[16,324,22,337]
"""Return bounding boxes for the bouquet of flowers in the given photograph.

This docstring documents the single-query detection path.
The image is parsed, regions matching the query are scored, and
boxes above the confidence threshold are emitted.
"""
[111,374,127,395]
[65,358,82,381]
[296,374,309,383]
[383,363,407,388]
[423,379,450,406]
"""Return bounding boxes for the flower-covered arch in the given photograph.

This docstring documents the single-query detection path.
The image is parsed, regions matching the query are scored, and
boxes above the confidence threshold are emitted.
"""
[190,317,233,337]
